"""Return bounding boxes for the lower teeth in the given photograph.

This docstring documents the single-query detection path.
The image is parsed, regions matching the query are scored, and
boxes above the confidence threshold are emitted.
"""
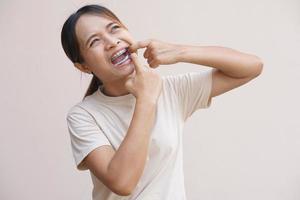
[114,54,129,66]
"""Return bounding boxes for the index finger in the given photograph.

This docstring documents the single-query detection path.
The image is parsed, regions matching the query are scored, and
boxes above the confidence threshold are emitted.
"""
[130,52,144,73]
[129,39,151,53]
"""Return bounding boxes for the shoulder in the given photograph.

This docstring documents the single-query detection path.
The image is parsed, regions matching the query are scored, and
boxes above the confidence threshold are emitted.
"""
[66,99,97,122]
[66,92,102,117]
[161,72,207,92]
[162,71,208,83]
[161,72,188,88]
[66,105,91,125]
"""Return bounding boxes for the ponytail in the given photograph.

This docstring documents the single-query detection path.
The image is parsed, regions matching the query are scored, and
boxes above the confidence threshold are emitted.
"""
[83,73,103,100]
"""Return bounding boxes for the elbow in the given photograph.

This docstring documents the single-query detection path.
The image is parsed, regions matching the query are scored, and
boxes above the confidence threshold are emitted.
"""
[108,177,136,196]
[103,165,138,196]
[113,189,132,197]
[251,56,264,78]
[96,179,134,197]
[112,183,135,196]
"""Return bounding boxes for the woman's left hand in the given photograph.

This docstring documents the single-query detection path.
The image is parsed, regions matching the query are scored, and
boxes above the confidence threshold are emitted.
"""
[129,39,183,68]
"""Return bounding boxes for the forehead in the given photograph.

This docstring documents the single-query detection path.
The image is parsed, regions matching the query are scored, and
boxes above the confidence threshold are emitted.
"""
[75,14,115,44]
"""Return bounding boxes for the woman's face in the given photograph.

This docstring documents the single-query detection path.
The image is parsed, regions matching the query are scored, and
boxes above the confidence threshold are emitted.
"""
[74,14,136,83]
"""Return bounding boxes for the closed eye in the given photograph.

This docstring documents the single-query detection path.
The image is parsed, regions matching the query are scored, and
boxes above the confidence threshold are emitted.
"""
[89,25,121,47]
[112,25,120,30]
[90,39,99,47]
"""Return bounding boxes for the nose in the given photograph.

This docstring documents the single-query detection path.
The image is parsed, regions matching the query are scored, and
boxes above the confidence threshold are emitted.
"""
[103,34,120,50]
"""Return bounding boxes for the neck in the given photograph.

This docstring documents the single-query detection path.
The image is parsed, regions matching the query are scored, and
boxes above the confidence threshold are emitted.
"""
[102,78,130,97]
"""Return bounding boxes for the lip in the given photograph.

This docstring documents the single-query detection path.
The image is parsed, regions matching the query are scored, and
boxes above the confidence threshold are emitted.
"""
[110,46,129,61]
[113,55,132,69]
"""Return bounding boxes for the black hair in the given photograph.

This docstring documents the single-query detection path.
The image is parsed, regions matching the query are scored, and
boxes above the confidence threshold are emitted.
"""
[61,4,126,100]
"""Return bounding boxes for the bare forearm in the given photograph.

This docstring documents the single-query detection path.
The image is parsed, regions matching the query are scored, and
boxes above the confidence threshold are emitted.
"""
[107,99,156,191]
[178,45,263,78]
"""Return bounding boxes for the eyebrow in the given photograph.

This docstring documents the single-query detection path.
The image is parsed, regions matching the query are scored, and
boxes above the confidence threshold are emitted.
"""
[84,22,115,47]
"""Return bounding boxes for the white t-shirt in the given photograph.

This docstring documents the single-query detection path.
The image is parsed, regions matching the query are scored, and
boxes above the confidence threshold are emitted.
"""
[66,70,213,200]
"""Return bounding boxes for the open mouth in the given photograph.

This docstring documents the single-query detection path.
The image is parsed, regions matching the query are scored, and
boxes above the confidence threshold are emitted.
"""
[111,47,131,67]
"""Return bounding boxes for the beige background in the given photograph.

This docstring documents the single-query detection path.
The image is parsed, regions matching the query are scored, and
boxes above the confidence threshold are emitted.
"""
[1,0,299,199]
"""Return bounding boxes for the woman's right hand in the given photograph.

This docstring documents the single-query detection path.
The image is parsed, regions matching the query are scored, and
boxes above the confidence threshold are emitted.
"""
[125,52,162,104]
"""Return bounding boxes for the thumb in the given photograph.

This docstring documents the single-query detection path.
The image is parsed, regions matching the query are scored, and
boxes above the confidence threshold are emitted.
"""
[130,52,143,73]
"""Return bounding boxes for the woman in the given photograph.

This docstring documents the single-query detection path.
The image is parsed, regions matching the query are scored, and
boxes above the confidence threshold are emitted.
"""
[61,4,263,200]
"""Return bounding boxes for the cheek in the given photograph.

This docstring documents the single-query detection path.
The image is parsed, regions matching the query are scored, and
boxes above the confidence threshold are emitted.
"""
[86,49,108,65]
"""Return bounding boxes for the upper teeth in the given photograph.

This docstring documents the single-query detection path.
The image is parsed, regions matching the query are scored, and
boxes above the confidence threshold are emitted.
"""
[111,48,127,61]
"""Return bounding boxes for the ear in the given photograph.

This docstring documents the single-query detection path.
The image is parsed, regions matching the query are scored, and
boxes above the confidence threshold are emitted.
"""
[74,62,91,74]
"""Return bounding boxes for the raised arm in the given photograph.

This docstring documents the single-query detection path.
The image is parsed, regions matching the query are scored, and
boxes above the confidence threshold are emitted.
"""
[82,53,162,196]
[129,39,264,100]
[178,45,264,98]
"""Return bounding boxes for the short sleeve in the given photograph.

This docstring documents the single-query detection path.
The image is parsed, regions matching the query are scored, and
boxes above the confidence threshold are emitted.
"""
[66,105,111,170]
[164,69,213,121]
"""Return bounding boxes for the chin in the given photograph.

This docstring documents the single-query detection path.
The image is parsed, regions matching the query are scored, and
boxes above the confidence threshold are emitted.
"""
[123,62,135,76]
[111,62,135,80]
